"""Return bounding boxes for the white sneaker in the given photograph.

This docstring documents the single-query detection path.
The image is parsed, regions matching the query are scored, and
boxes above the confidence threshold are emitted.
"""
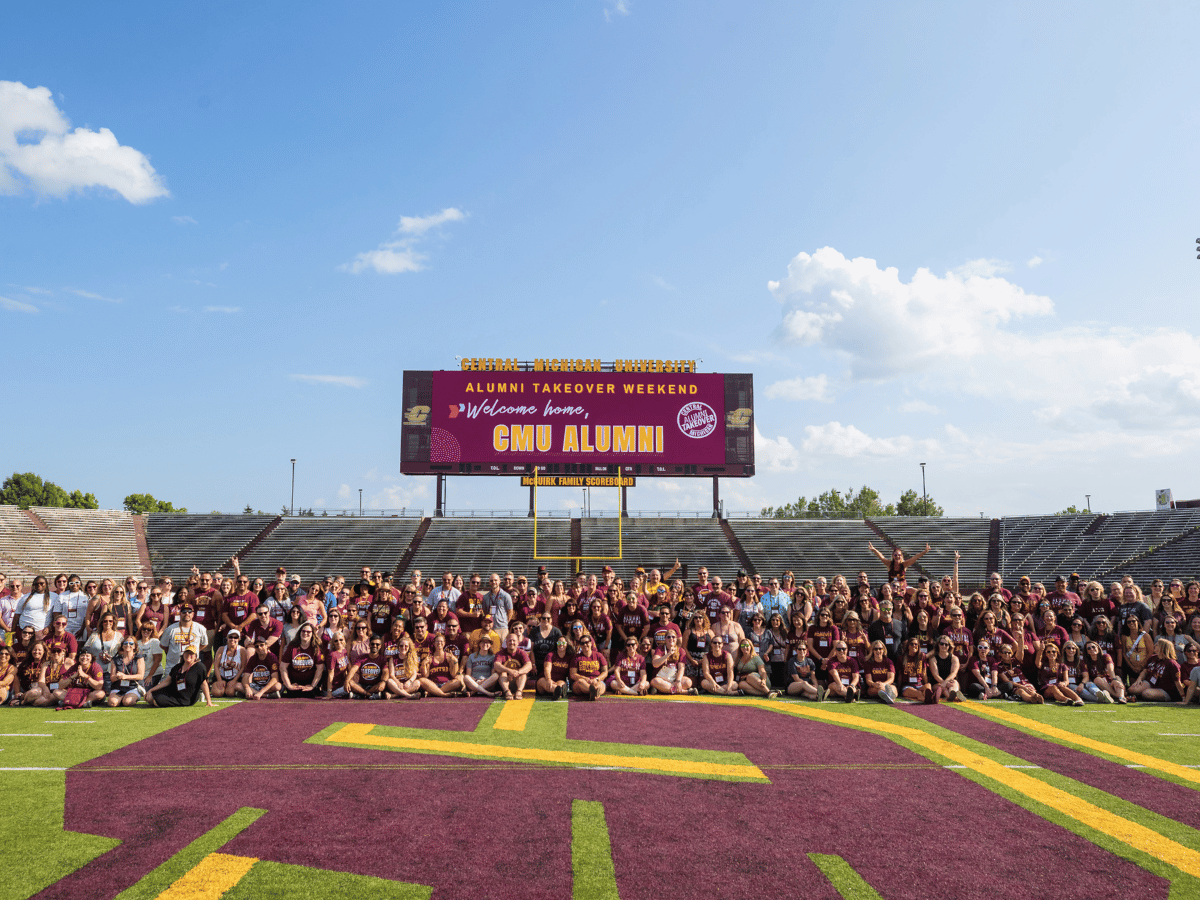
[1098,689,1113,704]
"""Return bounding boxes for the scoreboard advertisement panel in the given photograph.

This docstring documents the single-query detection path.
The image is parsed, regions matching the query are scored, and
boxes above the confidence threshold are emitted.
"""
[401,367,753,477]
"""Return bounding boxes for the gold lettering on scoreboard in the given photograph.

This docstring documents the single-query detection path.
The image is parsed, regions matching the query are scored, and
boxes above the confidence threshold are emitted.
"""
[520,475,636,488]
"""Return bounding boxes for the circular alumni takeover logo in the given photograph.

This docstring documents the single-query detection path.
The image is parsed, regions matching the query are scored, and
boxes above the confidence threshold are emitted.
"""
[677,401,717,439]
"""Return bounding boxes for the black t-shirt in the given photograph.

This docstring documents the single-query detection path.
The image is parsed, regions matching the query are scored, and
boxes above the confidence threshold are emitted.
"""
[528,626,563,670]
[166,660,208,704]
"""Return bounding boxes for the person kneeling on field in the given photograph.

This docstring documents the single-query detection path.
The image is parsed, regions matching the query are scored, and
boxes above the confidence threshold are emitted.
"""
[146,647,214,708]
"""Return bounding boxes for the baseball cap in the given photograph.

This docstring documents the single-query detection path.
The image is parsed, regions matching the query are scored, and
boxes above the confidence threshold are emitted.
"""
[228,629,241,639]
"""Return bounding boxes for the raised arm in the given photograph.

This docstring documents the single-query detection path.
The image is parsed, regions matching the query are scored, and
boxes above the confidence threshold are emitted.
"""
[867,543,887,564]
[951,551,960,596]
[904,544,932,568]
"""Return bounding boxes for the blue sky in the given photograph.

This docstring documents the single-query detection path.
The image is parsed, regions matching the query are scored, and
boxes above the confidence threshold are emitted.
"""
[4,2,1199,517]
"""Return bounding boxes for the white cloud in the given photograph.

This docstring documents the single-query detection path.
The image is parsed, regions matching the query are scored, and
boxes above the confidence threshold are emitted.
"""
[8,284,51,295]
[765,374,831,402]
[953,258,1010,278]
[396,207,466,236]
[1027,255,1044,268]
[800,421,940,458]
[0,294,37,313]
[373,479,430,511]
[203,305,240,314]
[651,275,676,291]
[899,400,939,414]
[290,374,367,389]
[0,80,167,203]
[68,287,122,303]
[337,484,351,501]
[768,246,1200,433]
[173,215,197,225]
[342,207,467,275]
[604,0,630,21]
[754,426,801,473]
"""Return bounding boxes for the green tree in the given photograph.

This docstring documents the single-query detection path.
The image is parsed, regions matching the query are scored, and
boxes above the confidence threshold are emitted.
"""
[896,488,944,517]
[762,486,897,519]
[1055,505,1089,515]
[123,493,187,514]
[0,472,98,509]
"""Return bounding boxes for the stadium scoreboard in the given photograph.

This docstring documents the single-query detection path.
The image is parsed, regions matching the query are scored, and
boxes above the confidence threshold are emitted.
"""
[401,362,754,478]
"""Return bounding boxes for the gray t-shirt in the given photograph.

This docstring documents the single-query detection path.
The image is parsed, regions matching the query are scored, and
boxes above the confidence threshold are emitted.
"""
[467,652,496,681]
[482,590,513,630]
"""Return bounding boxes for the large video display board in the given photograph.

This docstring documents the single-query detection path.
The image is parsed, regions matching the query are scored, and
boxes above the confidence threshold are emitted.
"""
[401,368,753,477]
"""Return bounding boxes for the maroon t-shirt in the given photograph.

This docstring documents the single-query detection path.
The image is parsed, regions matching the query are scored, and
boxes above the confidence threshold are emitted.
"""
[44,632,78,659]
[616,605,650,639]
[369,599,399,635]
[456,593,484,632]
[190,594,220,629]
[427,611,460,635]
[1079,596,1118,623]
[1083,651,1113,680]
[651,622,683,653]
[586,615,613,646]
[354,652,386,689]
[611,651,645,686]
[862,657,894,685]
[282,645,323,685]
[243,616,283,647]
[899,652,925,688]
[826,656,860,686]
[244,652,280,690]
[806,624,840,658]
[223,593,257,628]
[705,651,732,685]
[495,647,532,673]
[547,649,573,682]
[1144,657,1183,698]
[572,648,606,678]
[703,591,735,623]
[328,649,349,690]
[445,633,470,663]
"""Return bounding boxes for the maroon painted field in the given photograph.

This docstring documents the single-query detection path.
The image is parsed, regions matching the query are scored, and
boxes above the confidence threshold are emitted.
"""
[43,701,1169,900]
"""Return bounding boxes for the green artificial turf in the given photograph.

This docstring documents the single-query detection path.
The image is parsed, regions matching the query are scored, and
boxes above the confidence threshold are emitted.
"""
[572,800,619,900]
[0,704,224,900]
[808,853,884,900]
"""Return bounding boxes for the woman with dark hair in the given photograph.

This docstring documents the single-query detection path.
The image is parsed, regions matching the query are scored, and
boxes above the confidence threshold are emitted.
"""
[651,631,692,695]
[1160,616,1193,656]
[700,634,737,696]
[762,612,790,690]
[83,613,123,692]
[135,585,171,639]
[609,635,649,695]
[537,634,572,700]
[324,631,351,698]
[924,636,962,704]
[281,604,306,648]
[868,542,931,581]
[0,646,15,705]
[107,636,145,706]
[280,622,326,697]
[53,648,105,709]
[1083,639,1124,703]
[965,640,1000,700]
[211,629,247,698]
[962,594,987,633]
[15,576,56,639]
[322,608,348,652]
[1118,615,1153,684]
[11,640,48,706]
[996,642,1040,703]
[805,608,839,675]
[911,608,934,655]
[584,598,613,659]
[569,634,608,700]
[418,632,464,698]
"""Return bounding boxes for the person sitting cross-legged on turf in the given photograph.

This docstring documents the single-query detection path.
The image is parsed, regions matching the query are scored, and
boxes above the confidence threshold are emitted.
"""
[701,635,738,696]
[324,631,351,698]
[570,633,608,700]
[211,630,247,698]
[896,637,926,702]
[734,638,778,698]
[495,632,534,700]
[464,634,501,698]
[53,648,105,708]
[1178,645,1200,706]
[825,641,861,703]
[107,636,146,706]
[965,641,1000,700]
[383,634,421,699]
[348,634,388,699]
[537,635,573,700]
[785,641,820,700]
[145,647,214,708]
[1130,638,1185,703]
[651,630,693,695]
[1035,642,1084,706]
[609,635,649,696]
[1082,640,1124,704]
[280,623,325,698]
[924,637,962,704]
[242,638,282,700]
[995,642,1041,703]
[862,641,897,704]
[419,632,465,698]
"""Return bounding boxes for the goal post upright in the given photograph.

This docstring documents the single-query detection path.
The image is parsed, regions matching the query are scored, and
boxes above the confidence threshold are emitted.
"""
[532,466,623,565]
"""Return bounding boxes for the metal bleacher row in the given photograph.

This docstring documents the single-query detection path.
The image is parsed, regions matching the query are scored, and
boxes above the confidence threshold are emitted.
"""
[3,506,1200,590]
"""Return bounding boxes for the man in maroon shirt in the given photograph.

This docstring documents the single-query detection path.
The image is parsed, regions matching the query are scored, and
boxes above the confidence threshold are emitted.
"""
[1046,575,1082,626]
[243,605,284,653]
[241,639,281,700]
[613,592,650,647]
[650,605,683,654]
[222,577,258,635]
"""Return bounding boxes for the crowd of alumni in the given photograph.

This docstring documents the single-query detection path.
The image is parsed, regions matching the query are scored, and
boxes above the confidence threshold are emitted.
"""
[1,544,1198,709]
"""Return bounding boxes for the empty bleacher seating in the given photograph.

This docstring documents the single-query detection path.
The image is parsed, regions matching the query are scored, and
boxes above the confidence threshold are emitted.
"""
[238,517,423,582]
[726,519,879,584]
[580,517,741,581]
[0,505,144,581]
[403,518,575,582]
[145,514,276,583]
[868,517,991,590]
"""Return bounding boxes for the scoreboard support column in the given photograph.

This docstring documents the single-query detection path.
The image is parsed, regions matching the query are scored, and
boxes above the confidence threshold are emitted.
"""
[712,476,720,519]
[529,482,535,518]
[436,474,445,518]
[621,485,628,519]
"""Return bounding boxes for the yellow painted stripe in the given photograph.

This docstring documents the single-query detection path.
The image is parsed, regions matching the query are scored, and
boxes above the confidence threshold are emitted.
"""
[960,703,1200,787]
[493,698,535,731]
[324,722,766,779]
[650,696,1200,878]
[155,852,257,900]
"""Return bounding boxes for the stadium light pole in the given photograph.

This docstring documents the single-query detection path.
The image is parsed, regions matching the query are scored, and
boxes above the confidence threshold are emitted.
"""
[920,463,928,515]
[359,488,363,517]
[1086,494,1091,513]
[290,459,296,516]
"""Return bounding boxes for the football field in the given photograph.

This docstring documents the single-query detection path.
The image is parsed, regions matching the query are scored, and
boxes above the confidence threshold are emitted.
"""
[4,696,1200,900]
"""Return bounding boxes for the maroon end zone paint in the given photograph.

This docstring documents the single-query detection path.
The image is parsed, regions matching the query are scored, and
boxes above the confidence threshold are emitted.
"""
[48,703,1169,900]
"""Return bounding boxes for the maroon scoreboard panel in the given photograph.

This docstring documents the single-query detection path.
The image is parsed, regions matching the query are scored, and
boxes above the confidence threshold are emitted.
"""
[400,368,753,477]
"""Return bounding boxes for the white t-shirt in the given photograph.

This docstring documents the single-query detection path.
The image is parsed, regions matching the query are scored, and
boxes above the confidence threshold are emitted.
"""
[159,621,208,669]
[16,592,58,633]
[52,591,90,634]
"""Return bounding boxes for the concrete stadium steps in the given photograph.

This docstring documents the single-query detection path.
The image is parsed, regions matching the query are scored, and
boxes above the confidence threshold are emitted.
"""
[237,517,424,582]
[580,517,741,582]
[868,517,991,589]
[1106,528,1200,583]
[1000,511,1200,582]
[402,518,575,582]
[725,519,878,583]
[145,514,277,582]
[0,505,144,581]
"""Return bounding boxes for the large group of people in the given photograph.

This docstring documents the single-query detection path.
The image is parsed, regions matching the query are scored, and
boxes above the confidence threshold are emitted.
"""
[1,544,1197,710]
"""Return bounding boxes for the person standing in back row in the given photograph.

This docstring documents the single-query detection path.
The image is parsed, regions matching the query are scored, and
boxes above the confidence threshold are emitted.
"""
[482,574,513,644]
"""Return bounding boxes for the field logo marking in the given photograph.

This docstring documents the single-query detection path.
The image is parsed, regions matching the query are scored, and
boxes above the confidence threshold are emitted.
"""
[808,853,884,900]
[573,800,620,900]
[311,699,766,782]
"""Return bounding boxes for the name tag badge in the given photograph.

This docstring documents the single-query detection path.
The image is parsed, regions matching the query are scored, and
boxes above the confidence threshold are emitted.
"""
[715,674,723,683]
[176,681,186,692]
[819,640,828,648]
[841,677,850,685]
